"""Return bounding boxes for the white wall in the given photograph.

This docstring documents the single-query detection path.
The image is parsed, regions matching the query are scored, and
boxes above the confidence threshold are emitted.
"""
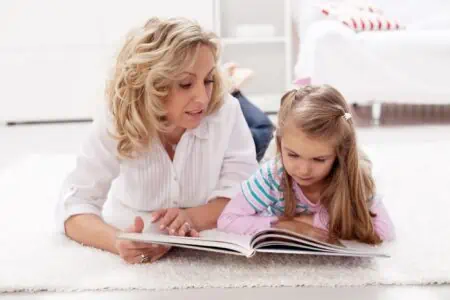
[0,0,214,122]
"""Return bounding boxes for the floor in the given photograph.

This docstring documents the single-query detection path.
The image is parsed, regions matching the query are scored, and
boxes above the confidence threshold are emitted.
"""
[1,122,450,299]
[3,286,450,300]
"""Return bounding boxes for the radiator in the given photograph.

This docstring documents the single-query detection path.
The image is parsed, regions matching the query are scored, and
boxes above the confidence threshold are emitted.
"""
[351,104,450,126]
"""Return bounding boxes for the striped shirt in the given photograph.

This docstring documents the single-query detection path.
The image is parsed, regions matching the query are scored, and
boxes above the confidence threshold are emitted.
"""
[218,157,396,240]
[241,158,317,217]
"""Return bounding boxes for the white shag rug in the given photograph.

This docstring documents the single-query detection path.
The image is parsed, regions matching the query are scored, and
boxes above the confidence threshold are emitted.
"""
[0,141,449,293]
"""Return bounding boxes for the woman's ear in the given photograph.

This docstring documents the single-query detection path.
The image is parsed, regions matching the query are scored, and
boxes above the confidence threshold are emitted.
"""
[275,135,282,154]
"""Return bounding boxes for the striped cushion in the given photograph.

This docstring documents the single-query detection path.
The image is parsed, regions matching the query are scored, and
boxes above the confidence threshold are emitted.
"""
[320,2,405,32]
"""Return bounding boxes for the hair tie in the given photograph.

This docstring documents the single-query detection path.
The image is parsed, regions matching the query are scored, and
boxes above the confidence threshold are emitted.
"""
[343,112,352,121]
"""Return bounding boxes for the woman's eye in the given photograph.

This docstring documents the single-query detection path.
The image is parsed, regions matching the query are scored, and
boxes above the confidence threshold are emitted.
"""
[288,153,298,158]
[180,83,192,89]
[313,158,326,163]
[205,79,215,85]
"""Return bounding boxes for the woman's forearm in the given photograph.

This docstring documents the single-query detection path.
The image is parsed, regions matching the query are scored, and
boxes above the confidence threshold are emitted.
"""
[64,214,119,254]
[185,197,230,231]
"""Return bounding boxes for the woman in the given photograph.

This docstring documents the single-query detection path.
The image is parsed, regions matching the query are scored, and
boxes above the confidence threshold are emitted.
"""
[55,17,261,264]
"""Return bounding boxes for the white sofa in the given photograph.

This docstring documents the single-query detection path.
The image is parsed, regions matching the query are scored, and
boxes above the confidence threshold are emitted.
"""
[292,0,450,120]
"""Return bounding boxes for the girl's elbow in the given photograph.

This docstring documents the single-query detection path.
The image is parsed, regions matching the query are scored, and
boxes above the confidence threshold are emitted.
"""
[217,214,233,231]
[384,229,396,242]
[217,213,247,234]
[378,226,396,242]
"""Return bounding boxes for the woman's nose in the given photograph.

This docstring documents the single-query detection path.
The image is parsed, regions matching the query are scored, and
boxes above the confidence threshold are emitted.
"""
[194,84,209,105]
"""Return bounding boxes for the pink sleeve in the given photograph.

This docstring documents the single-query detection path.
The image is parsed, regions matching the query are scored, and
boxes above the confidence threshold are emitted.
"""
[312,196,396,241]
[313,209,329,231]
[217,192,279,235]
[370,196,396,241]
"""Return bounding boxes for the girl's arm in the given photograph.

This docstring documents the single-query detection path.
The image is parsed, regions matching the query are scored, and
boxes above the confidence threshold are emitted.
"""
[367,196,396,241]
[184,197,231,232]
[217,191,278,235]
[312,196,396,241]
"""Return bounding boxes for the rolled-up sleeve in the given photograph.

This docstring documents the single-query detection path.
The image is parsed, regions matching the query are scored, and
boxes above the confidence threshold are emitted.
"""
[218,191,278,235]
[55,108,120,233]
[207,97,259,201]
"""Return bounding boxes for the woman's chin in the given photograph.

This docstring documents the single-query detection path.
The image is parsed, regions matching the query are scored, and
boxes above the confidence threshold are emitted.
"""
[182,116,205,129]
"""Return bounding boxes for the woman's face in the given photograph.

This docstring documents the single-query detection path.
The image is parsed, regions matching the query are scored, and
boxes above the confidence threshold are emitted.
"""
[165,45,216,130]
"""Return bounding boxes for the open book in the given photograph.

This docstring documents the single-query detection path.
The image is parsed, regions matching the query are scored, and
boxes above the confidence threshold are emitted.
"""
[117,221,389,258]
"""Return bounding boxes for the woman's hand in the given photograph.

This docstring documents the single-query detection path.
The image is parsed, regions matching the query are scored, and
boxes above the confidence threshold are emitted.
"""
[115,216,171,264]
[152,208,200,237]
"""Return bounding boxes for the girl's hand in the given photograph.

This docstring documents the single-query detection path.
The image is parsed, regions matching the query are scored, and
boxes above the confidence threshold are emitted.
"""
[115,216,171,264]
[277,213,313,225]
[274,218,341,246]
[293,213,314,225]
[152,208,200,237]
[274,219,327,239]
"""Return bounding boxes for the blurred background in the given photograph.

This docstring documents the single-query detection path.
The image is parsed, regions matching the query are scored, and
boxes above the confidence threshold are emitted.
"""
[1,0,449,166]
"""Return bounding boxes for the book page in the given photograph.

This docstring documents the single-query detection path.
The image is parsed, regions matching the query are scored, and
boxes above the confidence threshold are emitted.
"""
[199,229,253,247]
[252,221,344,249]
[144,221,253,249]
[143,221,253,249]
[256,248,388,258]
[251,221,389,257]
[340,240,389,256]
[117,225,254,256]
[252,234,344,252]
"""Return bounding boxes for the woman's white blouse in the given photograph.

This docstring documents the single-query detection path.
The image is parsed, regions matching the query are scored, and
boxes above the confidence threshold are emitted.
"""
[55,95,258,232]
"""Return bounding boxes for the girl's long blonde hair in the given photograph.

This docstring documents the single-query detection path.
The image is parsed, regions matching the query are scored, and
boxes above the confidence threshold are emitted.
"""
[106,17,226,158]
[276,85,381,244]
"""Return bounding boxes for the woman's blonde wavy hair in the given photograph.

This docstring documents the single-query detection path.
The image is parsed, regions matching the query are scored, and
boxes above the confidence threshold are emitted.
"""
[276,85,382,245]
[106,17,226,158]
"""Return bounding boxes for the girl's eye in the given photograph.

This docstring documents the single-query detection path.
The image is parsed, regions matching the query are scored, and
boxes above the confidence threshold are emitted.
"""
[205,79,215,85]
[313,158,326,163]
[288,153,298,158]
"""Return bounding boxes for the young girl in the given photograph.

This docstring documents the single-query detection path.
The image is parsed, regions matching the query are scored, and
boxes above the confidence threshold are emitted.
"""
[217,85,395,244]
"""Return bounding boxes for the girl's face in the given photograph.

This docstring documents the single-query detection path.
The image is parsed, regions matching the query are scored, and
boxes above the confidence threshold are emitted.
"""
[280,123,336,191]
[165,45,216,130]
